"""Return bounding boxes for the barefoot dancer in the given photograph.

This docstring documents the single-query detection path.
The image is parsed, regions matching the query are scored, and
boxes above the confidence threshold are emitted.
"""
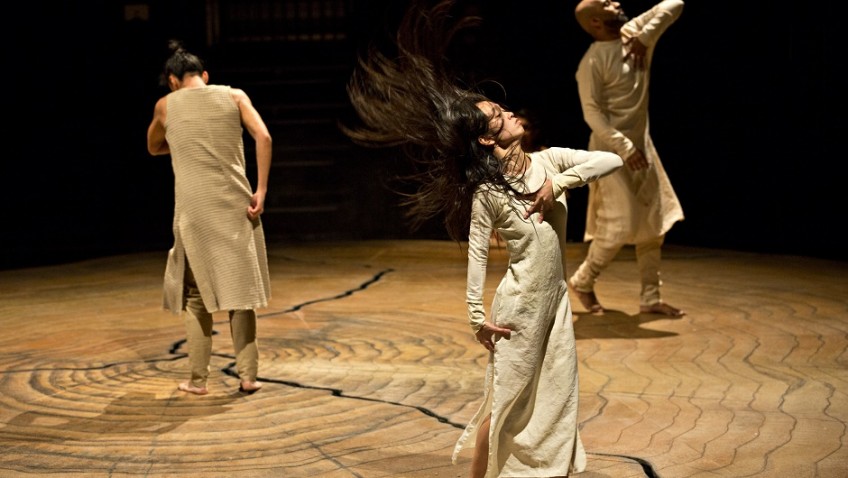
[570,0,687,317]
[343,2,622,475]
[147,40,272,395]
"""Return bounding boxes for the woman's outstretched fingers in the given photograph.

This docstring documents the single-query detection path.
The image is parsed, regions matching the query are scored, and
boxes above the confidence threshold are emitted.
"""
[476,323,512,351]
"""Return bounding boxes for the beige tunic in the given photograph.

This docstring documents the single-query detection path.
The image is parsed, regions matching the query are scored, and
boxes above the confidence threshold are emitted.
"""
[576,0,685,244]
[162,85,271,314]
[452,148,622,477]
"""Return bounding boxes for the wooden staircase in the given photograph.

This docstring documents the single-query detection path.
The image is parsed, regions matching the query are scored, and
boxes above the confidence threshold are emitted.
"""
[203,0,423,242]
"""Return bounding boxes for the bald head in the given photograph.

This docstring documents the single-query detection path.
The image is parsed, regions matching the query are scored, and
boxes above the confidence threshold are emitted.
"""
[575,0,628,40]
[575,0,604,34]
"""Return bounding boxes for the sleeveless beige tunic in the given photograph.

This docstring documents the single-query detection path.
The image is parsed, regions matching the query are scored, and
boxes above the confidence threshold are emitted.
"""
[161,85,270,314]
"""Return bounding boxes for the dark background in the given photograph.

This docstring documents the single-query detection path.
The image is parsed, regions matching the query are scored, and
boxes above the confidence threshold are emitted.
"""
[3,0,843,271]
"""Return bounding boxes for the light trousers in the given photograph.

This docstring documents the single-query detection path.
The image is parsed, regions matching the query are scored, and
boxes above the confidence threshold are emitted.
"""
[183,264,259,388]
[569,235,665,307]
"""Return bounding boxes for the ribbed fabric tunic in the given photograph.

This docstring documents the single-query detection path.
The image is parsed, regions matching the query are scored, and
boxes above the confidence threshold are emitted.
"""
[161,85,271,314]
[453,148,622,477]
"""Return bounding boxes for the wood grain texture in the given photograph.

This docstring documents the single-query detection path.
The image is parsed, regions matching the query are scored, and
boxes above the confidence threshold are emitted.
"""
[0,240,845,477]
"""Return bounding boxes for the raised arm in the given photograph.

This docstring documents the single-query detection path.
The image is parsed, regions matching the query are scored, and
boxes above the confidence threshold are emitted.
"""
[548,149,623,198]
[621,0,684,48]
[522,148,623,221]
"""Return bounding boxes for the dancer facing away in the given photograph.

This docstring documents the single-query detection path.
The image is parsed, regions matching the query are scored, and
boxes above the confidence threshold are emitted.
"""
[343,2,623,476]
[570,0,686,317]
[146,40,272,395]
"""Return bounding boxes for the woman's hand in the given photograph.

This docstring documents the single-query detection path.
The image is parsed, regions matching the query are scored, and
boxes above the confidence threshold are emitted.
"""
[520,178,555,223]
[475,322,512,352]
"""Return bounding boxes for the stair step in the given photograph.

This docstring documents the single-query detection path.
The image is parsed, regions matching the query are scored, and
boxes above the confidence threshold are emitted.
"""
[263,102,350,116]
[266,205,342,213]
[215,63,351,78]
[209,41,354,67]
[206,30,377,241]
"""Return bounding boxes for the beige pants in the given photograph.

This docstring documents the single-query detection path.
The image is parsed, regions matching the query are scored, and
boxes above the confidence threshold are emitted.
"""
[183,264,259,388]
[569,235,665,307]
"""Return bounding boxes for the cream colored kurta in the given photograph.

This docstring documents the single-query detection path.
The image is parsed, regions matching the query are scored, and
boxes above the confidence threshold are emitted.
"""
[161,85,271,314]
[452,148,622,477]
[576,0,685,244]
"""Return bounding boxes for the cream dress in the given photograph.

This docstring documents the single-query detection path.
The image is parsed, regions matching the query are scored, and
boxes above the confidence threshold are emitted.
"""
[452,148,622,477]
[161,85,271,314]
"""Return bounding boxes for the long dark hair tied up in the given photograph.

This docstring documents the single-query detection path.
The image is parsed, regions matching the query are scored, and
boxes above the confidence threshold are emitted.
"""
[160,39,204,87]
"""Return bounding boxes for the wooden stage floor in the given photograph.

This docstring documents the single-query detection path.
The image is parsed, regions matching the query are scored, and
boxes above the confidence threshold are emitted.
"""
[0,240,846,477]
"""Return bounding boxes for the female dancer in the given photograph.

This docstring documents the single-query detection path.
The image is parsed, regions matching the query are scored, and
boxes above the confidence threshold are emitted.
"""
[343,2,622,476]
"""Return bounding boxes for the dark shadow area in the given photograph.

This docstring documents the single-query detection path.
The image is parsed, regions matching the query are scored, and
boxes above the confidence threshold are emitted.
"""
[2,390,238,440]
[3,0,842,271]
[573,309,683,340]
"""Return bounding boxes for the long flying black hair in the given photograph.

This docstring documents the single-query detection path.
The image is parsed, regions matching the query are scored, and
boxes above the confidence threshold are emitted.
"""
[342,0,523,241]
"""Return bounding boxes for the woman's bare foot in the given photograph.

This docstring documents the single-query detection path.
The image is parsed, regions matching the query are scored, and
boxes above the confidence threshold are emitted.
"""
[640,302,685,317]
[239,381,263,394]
[572,288,604,314]
[178,382,208,395]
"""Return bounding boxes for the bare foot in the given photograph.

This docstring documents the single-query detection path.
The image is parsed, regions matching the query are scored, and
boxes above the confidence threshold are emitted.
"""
[239,381,263,394]
[178,382,208,395]
[572,288,604,314]
[640,302,685,317]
